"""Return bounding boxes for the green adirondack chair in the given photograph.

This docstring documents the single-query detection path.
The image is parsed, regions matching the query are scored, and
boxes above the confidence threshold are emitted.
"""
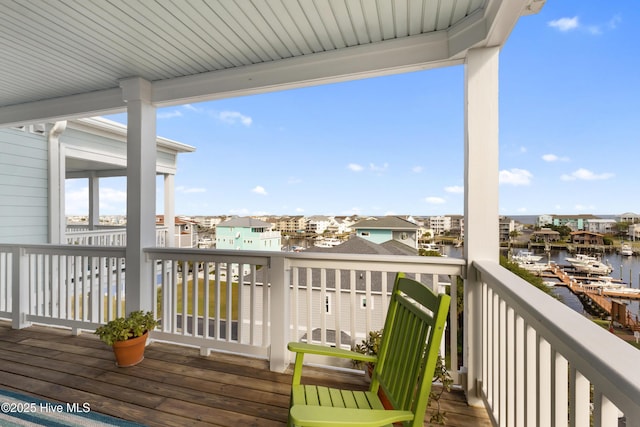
[287,272,451,427]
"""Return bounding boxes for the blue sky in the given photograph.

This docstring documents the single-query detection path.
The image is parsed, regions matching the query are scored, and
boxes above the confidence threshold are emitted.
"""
[66,1,639,218]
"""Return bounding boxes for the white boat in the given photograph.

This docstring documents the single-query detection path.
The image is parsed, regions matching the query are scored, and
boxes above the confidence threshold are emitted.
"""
[621,244,633,256]
[420,243,440,251]
[565,253,597,264]
[517,260,551,273]
[566,254,612,275]
[513,250,543,263]
[583,276,623,289]
[314,238,342,248]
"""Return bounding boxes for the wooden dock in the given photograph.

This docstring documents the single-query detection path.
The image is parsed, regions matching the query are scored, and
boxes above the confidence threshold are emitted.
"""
[547,264,640,331]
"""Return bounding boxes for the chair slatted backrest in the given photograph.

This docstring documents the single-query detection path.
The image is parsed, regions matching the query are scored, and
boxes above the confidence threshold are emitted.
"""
[370,272,450,426]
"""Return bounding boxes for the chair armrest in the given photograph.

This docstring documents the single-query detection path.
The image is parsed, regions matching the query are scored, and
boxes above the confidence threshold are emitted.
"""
[288,342,377,364]
[290,406,414,426]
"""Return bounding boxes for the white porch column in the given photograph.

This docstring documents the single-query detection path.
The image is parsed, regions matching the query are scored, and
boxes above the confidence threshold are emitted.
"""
[48,121,67,244]
[164,174,175,247]
[121,77,156,315]
[88,174,99,230]
[463,47,500,406]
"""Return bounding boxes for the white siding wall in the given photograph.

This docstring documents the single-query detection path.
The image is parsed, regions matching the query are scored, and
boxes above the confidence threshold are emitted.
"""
[0,128,49,243]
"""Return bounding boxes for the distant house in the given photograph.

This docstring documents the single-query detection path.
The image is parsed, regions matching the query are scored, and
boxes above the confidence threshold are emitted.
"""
[216,217,281,251]
[570,231,604,246]
[327,216,355,235]
[585,219,616,235]
[307,235,418,256]
[352,216,420,249]
[499,217,515,242]
[274,216,307,234]
[618,212,640,224]
[628,224,640,241]
[551,215,600,231]
[156,215,198,248]
[536,214,554,228]
[531,228,561,243]
[306,216,333,235]
[428,216,452,236]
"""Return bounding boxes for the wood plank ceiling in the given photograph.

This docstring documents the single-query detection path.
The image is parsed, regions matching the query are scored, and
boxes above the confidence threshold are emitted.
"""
[0,0,544,126]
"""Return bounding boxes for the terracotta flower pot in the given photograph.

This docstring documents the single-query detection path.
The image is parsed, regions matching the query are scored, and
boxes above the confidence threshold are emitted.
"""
[111,332,148,367]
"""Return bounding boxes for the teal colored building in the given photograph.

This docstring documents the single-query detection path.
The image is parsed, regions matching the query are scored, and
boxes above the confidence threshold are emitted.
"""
[352,217,419,249]
[551,215,599,231]
[216,217,281,251]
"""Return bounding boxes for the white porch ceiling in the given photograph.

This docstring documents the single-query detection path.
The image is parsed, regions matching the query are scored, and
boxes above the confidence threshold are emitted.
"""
[0,0,544,127]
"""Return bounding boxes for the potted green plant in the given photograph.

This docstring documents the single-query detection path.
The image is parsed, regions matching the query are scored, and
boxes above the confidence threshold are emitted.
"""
[94,310,158,367]
[353,329,383,373]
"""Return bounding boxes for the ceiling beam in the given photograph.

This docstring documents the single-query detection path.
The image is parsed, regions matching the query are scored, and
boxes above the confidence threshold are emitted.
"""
[0,88,125,128]
[152,30,462,107]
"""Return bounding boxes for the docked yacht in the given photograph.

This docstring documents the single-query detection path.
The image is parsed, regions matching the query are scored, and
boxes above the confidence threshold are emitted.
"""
[565,254,612,275]
[512,250,543,263]
[314,238,342,248]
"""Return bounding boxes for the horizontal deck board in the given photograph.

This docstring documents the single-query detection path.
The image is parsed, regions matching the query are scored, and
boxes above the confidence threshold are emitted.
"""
[0,322,489,426]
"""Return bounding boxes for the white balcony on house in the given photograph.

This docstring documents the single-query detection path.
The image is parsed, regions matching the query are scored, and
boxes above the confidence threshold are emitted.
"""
[65,225,170,247]
[1,1,639,426]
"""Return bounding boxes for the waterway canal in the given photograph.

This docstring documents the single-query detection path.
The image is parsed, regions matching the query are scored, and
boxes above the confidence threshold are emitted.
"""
[441,245,640,319]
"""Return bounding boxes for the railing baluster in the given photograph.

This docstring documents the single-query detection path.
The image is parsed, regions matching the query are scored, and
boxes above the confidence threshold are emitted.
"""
[569,368,590,427]
[203,261,210,340]
[320,268,326,345]
[334,269,341,348]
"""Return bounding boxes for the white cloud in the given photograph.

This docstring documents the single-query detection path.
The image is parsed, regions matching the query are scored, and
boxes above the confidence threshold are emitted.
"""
[369,163,389,173]
[499,168,533,186]
[157,110,183,119]
[65,185,88,214]
[412,166,423,173]
[608,15,622,30]
[425,197,446,205]
[520,146,527,153]
[347,163,364,172]
[287,177,302,184]
[216,111,253,126]
[587,25,602,36]
[251,185,268,195]
[560,168,614,181]
[445,185,464,194]
[548,16,579,32]
[542,153,570,162]
[183,104,203,113]
[295,207,305,213]
[517,207,528,213]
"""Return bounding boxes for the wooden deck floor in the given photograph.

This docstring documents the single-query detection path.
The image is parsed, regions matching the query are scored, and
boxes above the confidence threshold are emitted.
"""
[0,321,490,426]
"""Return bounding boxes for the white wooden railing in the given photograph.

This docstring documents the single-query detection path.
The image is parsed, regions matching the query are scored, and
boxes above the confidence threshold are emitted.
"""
[0,244,127,331]
[473,260,640,427]
[65,226,169,247]
[144,248,465,373]
[3,244,640,425]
